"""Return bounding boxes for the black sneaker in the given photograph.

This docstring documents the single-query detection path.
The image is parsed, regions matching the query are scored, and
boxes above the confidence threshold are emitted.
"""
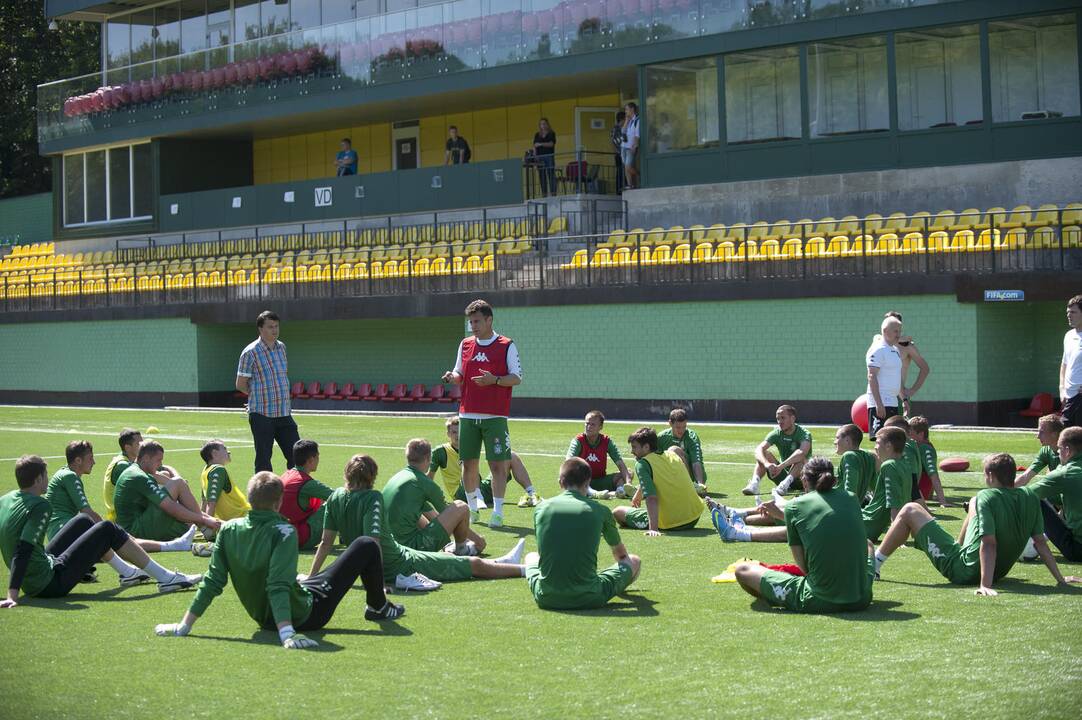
[80,568,99,584]
[365,601,406,621]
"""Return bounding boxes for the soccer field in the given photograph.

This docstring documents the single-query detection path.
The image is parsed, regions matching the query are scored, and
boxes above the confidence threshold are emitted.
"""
[0,406,1079,720]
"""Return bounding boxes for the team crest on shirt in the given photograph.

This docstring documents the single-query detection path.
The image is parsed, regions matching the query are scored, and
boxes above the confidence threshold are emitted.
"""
[275,523,295,540]
[587,453,600,463]
[474,352,489,363]
[770,583,791,601]
[926,541,944,559]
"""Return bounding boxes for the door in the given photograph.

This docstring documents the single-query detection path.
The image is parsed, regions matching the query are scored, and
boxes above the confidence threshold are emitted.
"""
[395,137,418,170]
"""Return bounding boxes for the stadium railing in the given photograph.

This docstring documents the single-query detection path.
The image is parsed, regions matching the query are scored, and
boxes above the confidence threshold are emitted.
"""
[522,151,621,200]
[0,208,1078,313]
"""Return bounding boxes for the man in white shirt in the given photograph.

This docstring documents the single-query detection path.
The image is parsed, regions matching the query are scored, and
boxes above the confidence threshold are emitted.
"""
[621,102,640,191]
[1062,295,1082,428]
[867,316,904,439]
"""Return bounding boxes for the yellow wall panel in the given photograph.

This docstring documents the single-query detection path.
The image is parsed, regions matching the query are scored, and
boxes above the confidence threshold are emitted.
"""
[540,99,575,138]
[577,92,619,107]
[288,136,307,169]
[254,169,272,185]
[271,166,291,183]
[271,137,290,169]
[349,126,372,173]
[369,155,391,173]
[419,116,446,167]
[473,107,508,142]
[471,141,508,162]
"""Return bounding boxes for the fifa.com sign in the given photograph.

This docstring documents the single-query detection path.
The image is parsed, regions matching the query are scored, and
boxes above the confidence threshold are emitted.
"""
[984,290,1025,302]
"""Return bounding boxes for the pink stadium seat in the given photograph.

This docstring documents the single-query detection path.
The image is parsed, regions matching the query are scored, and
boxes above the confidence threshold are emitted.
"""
[290,381,305,398]
[295,49,313,74]
[399,383,426,404]
[340,382,358,400]
[1019,392,1056,418]
[442,384,461,403]
[368,383,390,401]
[325,381,342,400]
[382,383,408,403]
[307,381,324,399]
[355,382,373,400]
[418,384,443,403]
[224,63,239,84]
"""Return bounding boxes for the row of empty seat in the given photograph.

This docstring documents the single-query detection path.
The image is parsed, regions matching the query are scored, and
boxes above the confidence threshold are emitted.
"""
[291,381,459,404]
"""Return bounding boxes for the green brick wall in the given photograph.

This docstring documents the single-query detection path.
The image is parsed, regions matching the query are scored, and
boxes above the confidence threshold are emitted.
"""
[975,302,1066,401]
[0,193,52,246]
[500,295,979,402]
[0,318,197,392]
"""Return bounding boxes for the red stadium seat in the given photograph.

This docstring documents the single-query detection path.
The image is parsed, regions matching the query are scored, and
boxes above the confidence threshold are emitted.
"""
[341,382,358,400]
[419,384,444,403]
[399,383,426,403]
[357,383,374,400]
[441,384,461,403]
[290,381,305,398]
[1019,392,1056,418]
[298,380,320,399]
[382,383,408,403]
[311,381,329,399]
[325,382,342,400]
[368,383,390,401]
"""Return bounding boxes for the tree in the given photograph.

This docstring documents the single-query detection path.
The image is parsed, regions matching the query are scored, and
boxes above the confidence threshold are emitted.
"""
[0,1,100,198]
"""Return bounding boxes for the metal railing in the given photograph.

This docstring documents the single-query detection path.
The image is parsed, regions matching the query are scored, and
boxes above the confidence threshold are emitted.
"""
[37,0,956,144]
[0,209,1078,314]
[522,151,621,200]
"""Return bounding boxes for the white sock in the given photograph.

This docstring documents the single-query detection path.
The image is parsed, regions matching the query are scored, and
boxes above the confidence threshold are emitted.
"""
[494,538,526,564]
[524,485,535,496]
[492,497,504,515]
[751,473,761,483]
[159,525,197,552]
[465,490,479,513]
[731,507,751,519]
[782,474,795,487]
[141,558,176,583]
[107,554,138,577]
[874,549,889,569]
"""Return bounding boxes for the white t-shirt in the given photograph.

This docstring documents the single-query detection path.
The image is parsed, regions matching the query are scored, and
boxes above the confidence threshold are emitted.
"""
[1063,328,1082,399]
[866,338,903,408]
[622,116,639,149]
[453,332,522,420]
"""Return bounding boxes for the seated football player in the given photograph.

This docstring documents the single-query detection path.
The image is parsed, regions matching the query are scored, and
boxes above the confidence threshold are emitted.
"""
[200,440,250,522]
[430,417,540,508]
[2,455,202,608]
[44,440,102,540]
[657,408,707,496]
[1015,414,1064,487]
[566,410,633,499]
[113,440,220,544]
[525,458,641,610]
[835,423,878,503]
[386,439,487,555]
[1024,426,1082,561]
[907,416,951,506]
[103,428,142,521]
[883,416,925,508]
[155,471,404,649]
[613,427,704,535]
[309,455,525,592]
[862,427,911,542]
[743,405,812,497]
[279,439,334,550]
[730,457,875,613]
[873,452,1081,595]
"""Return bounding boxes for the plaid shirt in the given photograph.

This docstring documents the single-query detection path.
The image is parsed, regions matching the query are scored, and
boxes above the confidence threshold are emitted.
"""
[237,338,291,417]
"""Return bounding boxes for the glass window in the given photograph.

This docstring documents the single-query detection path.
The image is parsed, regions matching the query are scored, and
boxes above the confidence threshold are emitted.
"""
[106,18,130,70]
[896,25,982,130]
[180,0,208,55]
[129,10,156,66]
[86,151,107,223]
[133,144,154,219]
[645,58,720,153]
[207,0,231,65]
[725,47,801,143]
[990,13,1080,122]
[235,0,262,41]
[292,0,322,29]
[261,0,291,35]
[64,155,84,226]
[155,3,182,61]
[321,0,355,25]
[109,147,132,220]
[809,36,889,137]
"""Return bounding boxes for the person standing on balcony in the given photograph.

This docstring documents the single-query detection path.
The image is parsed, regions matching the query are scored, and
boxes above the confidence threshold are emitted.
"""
[237,311,300,473]
[611,110,626,194]
[1062,295,1082,428]
[335,138,357,176]
[533,118,557,197]
[621,102,640,190]
[445,126,471,165]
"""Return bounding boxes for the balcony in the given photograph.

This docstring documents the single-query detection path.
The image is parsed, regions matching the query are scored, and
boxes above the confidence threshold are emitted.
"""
[37,0,955,149]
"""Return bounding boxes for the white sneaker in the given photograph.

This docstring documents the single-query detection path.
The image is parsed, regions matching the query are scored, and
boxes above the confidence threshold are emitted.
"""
[394,573,442,592]
[476,497,489,510]
[741,478,760,496]
[495,538,526,565]
[119,568,151,588]
[614,485,628,498]
[454,540,480,557]
[775,477,795,495]
[158,571,203,593]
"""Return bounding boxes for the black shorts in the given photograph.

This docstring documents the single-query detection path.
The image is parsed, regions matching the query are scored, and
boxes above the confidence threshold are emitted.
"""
[868,405,901,441]
[1062,394,1082,429]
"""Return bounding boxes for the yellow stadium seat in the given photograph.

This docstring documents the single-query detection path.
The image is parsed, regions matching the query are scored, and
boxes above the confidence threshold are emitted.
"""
[756,239,780,260]
[612,247,633,266]
[822,237,848,257]
[704,224,726,243]
[663,226,687,245]
[724,223,748,243]
[560,249,587,270]
[1063,203,1082,226]
[590,248,612,268]
[746,221,771,243]
[868,234,902,256]
[779,239,803,259]
[670,244,691,264]
[925,231,950,253]
[811,218,837,240]
[692,242,713,263]
[688,224,707,243]
[841,238,864,258]
[646,245,670,265]
[713,242,737,262]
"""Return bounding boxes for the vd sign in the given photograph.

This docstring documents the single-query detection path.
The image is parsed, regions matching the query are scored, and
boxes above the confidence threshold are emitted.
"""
[314,187,333,207]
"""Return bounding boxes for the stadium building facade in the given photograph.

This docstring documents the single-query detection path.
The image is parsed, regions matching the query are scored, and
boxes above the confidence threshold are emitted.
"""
[0,0,1079,422]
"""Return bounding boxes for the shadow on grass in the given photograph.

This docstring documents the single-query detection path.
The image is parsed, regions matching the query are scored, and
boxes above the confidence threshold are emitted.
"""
[194,630,347,652]
[667,527,723,538]
[316,621,413,638]
[550,591,659,618]
[70,586,199,603]
[482,523,534,536]
[887,576,1082,596]
[15,599,89,611]
[749,597,920,620]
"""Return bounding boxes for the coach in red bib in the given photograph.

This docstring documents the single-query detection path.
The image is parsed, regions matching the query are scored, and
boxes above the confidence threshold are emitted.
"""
[442,299,522,528]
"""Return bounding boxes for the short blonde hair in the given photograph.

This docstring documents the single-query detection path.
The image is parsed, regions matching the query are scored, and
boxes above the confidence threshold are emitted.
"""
[445,416,459,429]
[247,472,283,510]
[407,438,432,464]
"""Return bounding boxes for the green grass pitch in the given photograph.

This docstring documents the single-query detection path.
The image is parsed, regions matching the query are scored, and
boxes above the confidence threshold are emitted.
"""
[0,405,1079,719]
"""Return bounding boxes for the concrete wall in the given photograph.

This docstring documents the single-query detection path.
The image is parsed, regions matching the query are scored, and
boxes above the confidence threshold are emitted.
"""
[628,157,1082,230]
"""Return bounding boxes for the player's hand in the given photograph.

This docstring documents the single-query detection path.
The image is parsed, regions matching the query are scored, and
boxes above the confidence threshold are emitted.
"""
[643,530,661,537]
[204,515,222,531]
[1059,576,1082,585]
[758,500,784,520]
[441,371,455,384]
[630,495,641,508]
[0,598,18,609]
[155,622,190,636]
[766,463,780,476]
[875,406,887,420]
[283,634,319,649]
[471,370,497,386]
[974,586,998,597]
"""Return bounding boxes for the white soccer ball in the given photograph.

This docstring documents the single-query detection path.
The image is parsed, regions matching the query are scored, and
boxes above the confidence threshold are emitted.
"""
[1020,538,1039,561]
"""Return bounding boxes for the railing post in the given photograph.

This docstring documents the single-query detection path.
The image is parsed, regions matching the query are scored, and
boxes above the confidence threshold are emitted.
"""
[990,210,997,274]
[861,216,868,276]
[586,233,592,288]
[367,248,373,296]
[744,225,749,282]
[292,253,297,299]
[539,240,546,291]
[1059,208,1065,272]
[924,215,930,275]
[636,231,642,286]
[407,247,413,295]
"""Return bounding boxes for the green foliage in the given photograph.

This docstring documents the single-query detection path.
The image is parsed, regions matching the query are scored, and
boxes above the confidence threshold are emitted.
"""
[0,1,99,198]
[0,406,1079,718]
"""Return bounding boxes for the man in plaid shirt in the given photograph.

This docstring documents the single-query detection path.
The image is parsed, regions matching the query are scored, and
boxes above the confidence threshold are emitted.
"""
[236,311,300,473]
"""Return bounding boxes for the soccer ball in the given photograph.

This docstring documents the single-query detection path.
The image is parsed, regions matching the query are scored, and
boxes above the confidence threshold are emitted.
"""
[146,426,160,434]
[1020,538,1039,561]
